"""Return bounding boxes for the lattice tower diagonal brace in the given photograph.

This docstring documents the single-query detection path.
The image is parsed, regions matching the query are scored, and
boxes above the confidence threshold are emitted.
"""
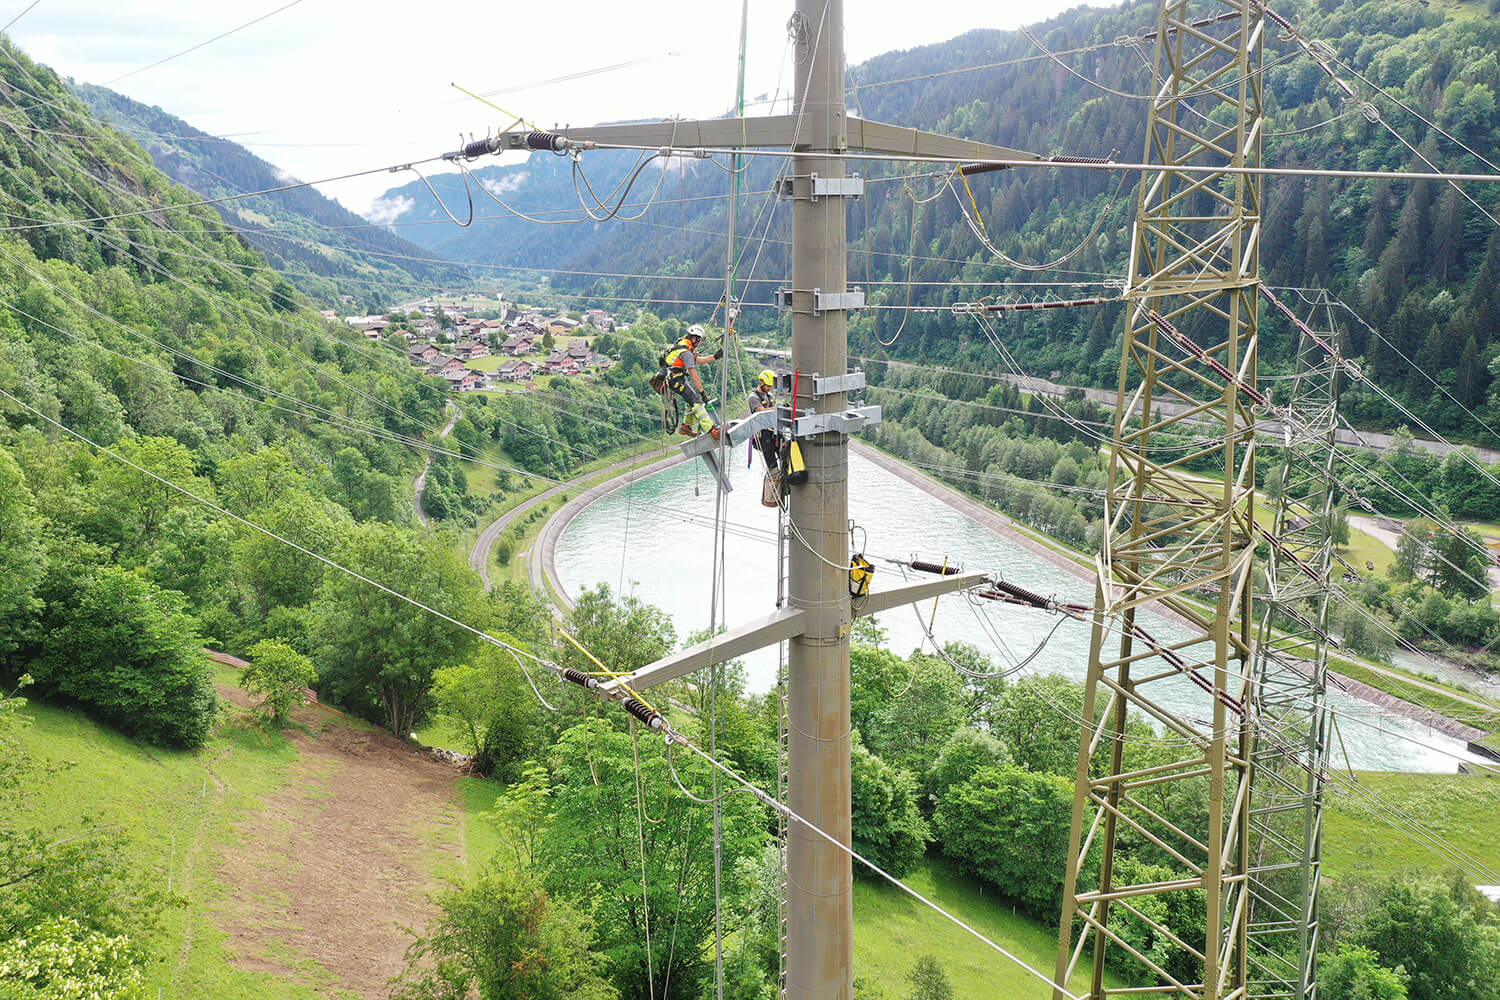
[1053,2,1265,999]
[1243,301,1343,1000]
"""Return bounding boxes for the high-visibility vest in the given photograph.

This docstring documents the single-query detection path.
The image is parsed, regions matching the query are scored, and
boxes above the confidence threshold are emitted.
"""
[664,341,695,369]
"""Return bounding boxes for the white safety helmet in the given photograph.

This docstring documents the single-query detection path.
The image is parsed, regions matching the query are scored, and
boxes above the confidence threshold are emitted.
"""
[685,324,706,342]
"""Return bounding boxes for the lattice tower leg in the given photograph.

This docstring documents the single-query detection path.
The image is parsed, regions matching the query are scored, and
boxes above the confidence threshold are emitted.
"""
[1243,300,1343,1000]
[1053,2,1265,998]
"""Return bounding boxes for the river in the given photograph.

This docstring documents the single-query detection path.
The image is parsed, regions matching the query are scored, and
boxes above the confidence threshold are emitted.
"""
[556,451,1488,773]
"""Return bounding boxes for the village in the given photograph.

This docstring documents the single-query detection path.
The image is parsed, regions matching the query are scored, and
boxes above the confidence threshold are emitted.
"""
[329,299,619,394]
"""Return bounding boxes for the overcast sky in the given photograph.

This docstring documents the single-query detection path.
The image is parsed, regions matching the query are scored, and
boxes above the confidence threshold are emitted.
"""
[11,0,1117,217]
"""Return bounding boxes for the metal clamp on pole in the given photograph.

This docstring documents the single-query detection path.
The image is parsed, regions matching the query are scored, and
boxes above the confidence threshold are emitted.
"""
[772,288,866,315]
[773,371,866,396]
[812,288,864,316]
[791,406,881,437]
[777,172,864,201]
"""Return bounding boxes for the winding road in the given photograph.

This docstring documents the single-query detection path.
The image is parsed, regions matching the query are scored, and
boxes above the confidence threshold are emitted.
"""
[413,403,460,526]
[468,449,687,592]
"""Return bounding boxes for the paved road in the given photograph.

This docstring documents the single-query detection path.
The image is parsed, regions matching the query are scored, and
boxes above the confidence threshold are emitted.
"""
[746,348,1500,463]
[468,449,686,592]
[530,452,689,609]
[413,403,460,526]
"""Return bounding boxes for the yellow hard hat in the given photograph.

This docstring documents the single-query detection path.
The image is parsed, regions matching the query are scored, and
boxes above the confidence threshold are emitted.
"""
[758,369,775,386]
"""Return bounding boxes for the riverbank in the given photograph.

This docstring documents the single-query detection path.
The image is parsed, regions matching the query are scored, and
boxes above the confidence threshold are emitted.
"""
[467,445,685,592]
[538,438,1498,750]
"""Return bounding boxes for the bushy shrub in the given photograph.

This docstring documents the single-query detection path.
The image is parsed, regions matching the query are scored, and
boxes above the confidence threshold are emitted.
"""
[31,568,216,748]
[933,765,1087,917]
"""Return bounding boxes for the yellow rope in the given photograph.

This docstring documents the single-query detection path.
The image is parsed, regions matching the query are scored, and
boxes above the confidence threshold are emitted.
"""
[927,556,949,632]
[449,82,534,132]
[557,625,662,713]
[956,168,990,240]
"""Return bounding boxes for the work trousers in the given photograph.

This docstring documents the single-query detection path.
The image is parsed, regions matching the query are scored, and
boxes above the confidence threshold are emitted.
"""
[673,380,718,436]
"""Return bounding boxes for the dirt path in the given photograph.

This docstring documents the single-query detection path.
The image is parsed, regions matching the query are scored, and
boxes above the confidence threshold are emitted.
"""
[215,689,466,998]
[414,403,461,526]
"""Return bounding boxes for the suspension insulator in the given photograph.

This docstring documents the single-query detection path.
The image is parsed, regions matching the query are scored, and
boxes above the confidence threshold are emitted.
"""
[992,579,1051,609]
[909,559,962,576]
[525,131,568,152]
[463,137,500,158]
[621,697,665,730]
[561,667,598,689]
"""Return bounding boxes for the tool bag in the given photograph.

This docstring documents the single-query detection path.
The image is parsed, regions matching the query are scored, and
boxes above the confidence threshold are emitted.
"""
[849,553,874,599]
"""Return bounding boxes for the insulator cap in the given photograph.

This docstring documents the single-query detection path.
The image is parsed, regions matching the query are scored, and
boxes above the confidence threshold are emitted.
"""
[561,667,598,689]
[463,137,500,158]
[621,697,664,730]
[525,131,568,152]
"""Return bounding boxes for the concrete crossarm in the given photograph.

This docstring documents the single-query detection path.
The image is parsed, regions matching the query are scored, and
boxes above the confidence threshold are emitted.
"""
[600,607,806,694]
[487,116,1039,163]
[678,408,779,462]
[855,570,989,616]
[600,570,989,693]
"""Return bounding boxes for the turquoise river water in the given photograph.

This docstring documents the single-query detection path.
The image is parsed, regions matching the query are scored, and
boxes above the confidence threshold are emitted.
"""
[556,452,1489,773]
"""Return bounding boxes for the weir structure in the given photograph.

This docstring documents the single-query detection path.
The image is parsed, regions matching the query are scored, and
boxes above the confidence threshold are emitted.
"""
[460,2,1039,996]
[1052,2,1267,999]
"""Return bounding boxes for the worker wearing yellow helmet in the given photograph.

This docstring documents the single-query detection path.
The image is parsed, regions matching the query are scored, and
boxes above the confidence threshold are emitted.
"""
[748,368,780,475]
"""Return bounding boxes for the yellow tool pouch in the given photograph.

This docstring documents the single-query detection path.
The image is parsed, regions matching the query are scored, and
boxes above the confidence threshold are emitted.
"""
[849,553,874,599]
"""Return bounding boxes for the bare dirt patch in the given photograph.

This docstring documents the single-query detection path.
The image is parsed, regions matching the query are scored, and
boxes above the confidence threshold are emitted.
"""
[214,697,466,998]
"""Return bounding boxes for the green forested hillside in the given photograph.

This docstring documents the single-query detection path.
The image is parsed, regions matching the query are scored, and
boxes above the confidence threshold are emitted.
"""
[375,0,1500,441]
[69,82,469,310]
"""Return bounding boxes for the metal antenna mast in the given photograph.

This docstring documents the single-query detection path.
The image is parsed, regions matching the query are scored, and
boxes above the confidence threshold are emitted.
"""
[460,3,1037,996]
[1052,1,1265,998]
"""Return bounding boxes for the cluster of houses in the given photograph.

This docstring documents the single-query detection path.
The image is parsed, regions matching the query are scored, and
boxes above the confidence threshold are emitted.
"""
[406,342,487,392]
[491,337,609,383]
[363,302,618,394]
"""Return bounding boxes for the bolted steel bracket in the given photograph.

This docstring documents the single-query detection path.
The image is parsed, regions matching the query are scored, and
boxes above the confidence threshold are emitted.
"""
[776,172,864,201]
[773,288,866,315]
[792,405,881,437]
[773,371,865,396]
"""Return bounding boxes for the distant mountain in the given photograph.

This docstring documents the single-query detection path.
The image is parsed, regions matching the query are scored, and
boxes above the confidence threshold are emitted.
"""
[71,82,470,310]
[369,0,1500,443]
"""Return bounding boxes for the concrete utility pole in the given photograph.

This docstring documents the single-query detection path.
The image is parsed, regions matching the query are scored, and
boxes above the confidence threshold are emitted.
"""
[783,0,856,992]
[460,3,1038,996]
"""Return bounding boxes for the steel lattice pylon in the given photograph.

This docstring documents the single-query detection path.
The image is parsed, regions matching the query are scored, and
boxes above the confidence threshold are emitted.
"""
[1054,2,1265,998]
[1243,289,1344,1000]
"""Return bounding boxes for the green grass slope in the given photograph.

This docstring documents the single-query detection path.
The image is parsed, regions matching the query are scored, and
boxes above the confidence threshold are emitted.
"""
[1323,770,1500,879]
[852,857,1128,999]
[11,670,470,999]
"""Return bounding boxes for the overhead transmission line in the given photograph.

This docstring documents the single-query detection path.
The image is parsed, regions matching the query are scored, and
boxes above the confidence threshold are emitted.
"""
[105,0,309,85]
[0,0,40,34]
[0,383,1093,1000]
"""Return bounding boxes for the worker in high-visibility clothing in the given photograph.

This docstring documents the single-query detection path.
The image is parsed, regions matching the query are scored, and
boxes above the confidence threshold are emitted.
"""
[748,368,780,474]
[664,325,725,439]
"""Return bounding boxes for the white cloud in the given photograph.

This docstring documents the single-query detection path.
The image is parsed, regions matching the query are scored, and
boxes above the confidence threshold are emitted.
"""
[481,174,525,197]
[366,194,415,226]
[9,0,1117,217]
